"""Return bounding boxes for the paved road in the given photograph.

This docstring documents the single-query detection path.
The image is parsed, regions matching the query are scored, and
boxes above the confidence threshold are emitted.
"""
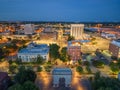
[35,70,92,90]
[80,78,91,90]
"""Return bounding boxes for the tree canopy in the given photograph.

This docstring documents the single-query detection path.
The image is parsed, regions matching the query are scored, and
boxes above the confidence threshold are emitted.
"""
[8,81,39,90]
[8,83,23,90]
[49,44,60,60]
[15,69,36,84]
[67,35,75,41]
[0,48,4,59]
[90,72,120,90]
[23,81,39,90]
[76,66,84,73]
[36,55,44,64]
[60,47,68,62]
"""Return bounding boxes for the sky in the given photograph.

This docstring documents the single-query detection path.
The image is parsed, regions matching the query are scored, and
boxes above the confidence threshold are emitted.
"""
[0,0,120,22]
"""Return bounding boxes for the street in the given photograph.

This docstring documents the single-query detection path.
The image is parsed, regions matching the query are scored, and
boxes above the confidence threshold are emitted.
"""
[35,69,92,90]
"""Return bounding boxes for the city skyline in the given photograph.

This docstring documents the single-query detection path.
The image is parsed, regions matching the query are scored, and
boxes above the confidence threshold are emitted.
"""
[0,0,120,22]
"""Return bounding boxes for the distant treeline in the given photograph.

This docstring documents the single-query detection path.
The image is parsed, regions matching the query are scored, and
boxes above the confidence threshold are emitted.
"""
[0,21,120,25]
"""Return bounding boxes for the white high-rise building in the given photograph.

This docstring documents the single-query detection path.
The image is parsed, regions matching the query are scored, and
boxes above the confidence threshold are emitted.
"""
[70,24,84,39]
[24,24,34,35]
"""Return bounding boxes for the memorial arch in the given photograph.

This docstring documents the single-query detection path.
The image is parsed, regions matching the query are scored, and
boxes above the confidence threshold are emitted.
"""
[52,68,72,87]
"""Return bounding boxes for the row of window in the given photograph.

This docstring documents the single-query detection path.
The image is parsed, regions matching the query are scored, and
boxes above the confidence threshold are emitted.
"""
[18,55,47,61]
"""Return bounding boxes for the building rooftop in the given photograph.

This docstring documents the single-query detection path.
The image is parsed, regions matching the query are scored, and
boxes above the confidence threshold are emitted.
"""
[18,43,49,54]
[111,39,120,47]
[52,68,72,75]
[68,40,90,46]
[71,24,84,27]
[115,39,120,42]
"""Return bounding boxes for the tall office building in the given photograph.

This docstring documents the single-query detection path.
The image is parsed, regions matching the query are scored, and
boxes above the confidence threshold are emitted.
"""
[70,24,84,39]
[24,24,34,35]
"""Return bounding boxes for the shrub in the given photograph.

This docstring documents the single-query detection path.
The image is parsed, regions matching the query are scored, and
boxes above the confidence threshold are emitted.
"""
[92,60,105,68]
[76,66,84,73]
[86,66,92,74]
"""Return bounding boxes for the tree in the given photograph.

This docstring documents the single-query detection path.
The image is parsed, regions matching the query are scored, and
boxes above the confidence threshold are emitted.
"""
[111,56,118,60]
[15,69,37,84]
[0,48,4,59]
[27,34,32,40]
[92,60,105,68]
[90,72,120,90]
[76,66,84,73]
[37,66,42,72]
[44,65,52,72]
[78,60,82,65]
[94,72,101,80]
[109,60,120,74]
[8,81,39,90]
[7,38,12,41]
[36,55,44,64]
[19,65,26,72]
[67,35,75,41]
[8,83,23,90]
[91,37,96,41]
[110,66,119,74]
[86,66,92,74]
[9,62,18,74]
[60,47,68,62]
[83,61,90,66]
[49,44,60,60]
[97,87,105,90]
[23,81,39,90]
[95,49,101,56]
[15,58,22,65]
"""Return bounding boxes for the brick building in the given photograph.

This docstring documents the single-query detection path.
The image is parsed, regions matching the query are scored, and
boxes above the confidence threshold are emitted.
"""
[109,39,120,58]
[67,41,81,62]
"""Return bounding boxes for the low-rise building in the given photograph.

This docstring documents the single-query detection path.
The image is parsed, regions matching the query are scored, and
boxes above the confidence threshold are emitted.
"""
[109,39,120,58]
[67,40,81,62]
[18,42,49,62]
[101,32,116,39]
[24,24,35,35]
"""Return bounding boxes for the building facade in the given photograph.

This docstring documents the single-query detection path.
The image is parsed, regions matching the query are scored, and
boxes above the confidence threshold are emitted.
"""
[52,68,72,87]
[118,73,120,81]
[67,40,81,62]
[70,24,84,39]
[18,42,49,62]
[109,39,120,58]
[101,32,116,39]
[57,29,63,40]
[24,24,35,35]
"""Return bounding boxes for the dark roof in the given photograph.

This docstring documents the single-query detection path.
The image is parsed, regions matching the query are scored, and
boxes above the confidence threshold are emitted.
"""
[115,39,120,42]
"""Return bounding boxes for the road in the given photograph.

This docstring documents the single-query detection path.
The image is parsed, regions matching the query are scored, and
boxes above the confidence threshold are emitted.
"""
[35,69,92,90]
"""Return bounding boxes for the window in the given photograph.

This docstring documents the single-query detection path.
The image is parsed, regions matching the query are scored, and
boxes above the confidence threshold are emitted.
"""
[19,56,21,58]
[44,56,46,59]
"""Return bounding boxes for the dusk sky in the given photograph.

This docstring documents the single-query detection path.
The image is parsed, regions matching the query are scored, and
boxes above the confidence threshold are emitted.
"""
[0,0,120,22]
